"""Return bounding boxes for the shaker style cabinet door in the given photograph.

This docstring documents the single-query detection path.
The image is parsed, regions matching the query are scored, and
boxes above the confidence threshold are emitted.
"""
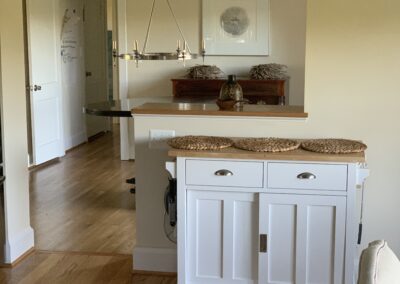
[186,190,258,284]
[259,194,346,284]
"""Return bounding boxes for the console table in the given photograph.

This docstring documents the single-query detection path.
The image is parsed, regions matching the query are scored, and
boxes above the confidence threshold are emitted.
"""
[171,78,287,105]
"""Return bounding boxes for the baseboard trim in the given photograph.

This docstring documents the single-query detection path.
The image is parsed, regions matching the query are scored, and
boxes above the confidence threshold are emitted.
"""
[4,227,35,264]
[64,131,87,151]
[132,269,177,277]
[28,157,60,170]
[0,247,35,268]
[88,131,107,142]
[133,247,177,273]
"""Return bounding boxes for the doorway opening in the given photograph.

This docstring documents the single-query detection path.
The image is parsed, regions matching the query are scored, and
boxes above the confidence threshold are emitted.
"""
[24,0,135,257]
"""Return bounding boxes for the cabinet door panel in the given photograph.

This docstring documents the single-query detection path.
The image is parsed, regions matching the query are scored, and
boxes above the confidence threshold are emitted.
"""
[195,199,223,279]
[259,194,346,284]
[267,204,297,283]
[307,205,337,283]
[232,200,258,281]
[187,190,258,284]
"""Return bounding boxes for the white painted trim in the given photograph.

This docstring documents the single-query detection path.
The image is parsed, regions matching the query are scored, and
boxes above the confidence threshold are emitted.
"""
[116,0,130,161]
[64,131,87,151]
[4,227,34,263]
[133,246,177,272]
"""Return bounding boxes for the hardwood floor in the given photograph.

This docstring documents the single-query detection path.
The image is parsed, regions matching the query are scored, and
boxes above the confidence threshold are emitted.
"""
[0,127,178,283]
[30,127,136,254]
[0,251,177,283]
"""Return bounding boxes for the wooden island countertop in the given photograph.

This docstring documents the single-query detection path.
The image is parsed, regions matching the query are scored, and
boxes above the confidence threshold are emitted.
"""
[169,147,365,163]
[132,102,308,118]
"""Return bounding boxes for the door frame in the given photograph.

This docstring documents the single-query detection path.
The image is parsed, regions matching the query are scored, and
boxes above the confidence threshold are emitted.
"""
[116,0,131,161]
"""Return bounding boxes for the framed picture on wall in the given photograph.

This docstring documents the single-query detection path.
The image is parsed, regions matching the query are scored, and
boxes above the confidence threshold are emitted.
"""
[202,0,270,56]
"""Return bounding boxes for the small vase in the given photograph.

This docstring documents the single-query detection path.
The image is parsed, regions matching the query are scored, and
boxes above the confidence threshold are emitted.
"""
[218,75,244,110]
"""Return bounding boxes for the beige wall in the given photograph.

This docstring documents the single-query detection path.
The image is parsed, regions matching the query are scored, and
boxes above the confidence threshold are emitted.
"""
[0,0,33,262]
[125,0,307,106]
[133,0,400,258]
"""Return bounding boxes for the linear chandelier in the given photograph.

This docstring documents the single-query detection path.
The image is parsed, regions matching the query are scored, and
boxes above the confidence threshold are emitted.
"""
[114,0,205,66]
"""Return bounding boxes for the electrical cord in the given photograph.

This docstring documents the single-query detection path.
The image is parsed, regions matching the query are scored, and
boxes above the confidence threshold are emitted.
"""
[358,181,365,245]
[164,211,177,244]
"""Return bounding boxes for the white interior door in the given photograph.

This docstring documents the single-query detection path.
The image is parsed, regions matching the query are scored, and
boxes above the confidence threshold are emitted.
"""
[26,0,65,165]
[83,0,109,137]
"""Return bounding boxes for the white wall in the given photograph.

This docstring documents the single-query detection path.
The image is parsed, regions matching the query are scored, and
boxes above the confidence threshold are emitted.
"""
[0,0,34,263]
[125,0,306,106]
[133,0,400,268]
[59,0,87,150]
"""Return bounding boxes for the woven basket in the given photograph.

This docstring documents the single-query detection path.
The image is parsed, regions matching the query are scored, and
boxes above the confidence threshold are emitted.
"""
[234,138,300,152]
[301,139,367,154]
[168,136,233,150]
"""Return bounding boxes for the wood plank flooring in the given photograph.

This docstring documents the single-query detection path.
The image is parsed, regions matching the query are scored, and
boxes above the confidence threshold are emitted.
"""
[0,251,177,283]
[0,127,178,283]
[30,128,136,254]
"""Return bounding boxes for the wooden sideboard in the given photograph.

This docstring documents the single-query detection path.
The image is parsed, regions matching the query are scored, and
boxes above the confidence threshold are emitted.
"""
[171,78,287,105]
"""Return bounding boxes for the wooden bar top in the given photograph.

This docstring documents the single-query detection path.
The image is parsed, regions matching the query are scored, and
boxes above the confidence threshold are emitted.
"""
[132,103,308,118]
[169,147,365,163]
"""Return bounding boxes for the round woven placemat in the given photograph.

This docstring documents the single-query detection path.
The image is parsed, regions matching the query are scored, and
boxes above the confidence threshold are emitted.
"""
[234,138,300,152]
[301,139,367,154]
[168,136,233,150]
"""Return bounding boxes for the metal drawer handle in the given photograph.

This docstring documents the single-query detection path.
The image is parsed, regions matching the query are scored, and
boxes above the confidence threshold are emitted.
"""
[297,172,316,180]
[214,169,233,176]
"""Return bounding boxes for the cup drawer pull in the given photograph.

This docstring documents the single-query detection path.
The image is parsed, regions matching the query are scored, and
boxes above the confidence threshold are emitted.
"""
[297,172,316,180]
[214,169,234,176]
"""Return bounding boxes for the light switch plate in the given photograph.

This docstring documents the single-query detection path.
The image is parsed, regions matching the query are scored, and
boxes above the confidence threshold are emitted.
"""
[149,129,176,149]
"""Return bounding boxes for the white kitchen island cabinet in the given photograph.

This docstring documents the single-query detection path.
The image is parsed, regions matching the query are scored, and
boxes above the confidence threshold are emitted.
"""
[171,149,368,284]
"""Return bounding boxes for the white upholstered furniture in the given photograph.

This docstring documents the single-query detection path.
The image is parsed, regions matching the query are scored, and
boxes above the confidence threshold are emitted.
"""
[358,240,400,284]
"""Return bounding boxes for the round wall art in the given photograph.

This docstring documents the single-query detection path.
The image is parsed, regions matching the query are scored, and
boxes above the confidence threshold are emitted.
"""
[220,7,250,36]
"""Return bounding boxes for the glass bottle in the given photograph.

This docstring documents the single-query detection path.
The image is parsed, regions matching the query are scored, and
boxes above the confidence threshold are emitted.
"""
[219,75,244,109]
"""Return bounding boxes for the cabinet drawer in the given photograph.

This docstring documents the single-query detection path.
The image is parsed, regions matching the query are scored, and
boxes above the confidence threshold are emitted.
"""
[186,159,264,188]
[267,162,348,191]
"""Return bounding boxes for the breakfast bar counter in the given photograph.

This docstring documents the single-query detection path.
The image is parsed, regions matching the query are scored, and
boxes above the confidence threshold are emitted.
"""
[132,102,308,118]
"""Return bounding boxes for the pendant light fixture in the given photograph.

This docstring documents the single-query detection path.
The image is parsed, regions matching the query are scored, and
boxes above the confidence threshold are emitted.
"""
[114,0,205,66]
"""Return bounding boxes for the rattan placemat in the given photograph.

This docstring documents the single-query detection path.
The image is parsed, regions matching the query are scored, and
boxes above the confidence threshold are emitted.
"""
[234,138,300,152]
[301,139,367,154]
[168,136,234,150]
